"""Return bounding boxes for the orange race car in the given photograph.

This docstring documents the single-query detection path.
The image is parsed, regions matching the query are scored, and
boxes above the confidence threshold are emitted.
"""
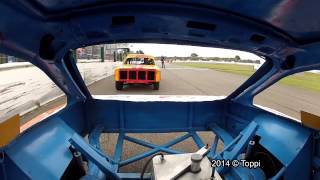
[114,54,161,90]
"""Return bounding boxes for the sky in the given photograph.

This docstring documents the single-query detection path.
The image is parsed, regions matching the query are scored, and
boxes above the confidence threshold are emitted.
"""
[128,43,262,60]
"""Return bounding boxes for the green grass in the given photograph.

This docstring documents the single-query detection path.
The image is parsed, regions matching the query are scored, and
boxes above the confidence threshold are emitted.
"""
[178,63,255,76]
[177,62,320,92]
[279,72,320,92]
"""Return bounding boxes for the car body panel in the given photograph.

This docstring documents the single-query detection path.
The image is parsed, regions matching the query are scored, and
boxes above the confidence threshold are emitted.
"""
[114,54,161,84]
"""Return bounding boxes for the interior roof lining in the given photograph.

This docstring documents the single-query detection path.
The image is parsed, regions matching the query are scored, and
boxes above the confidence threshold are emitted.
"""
[16,1,302,44]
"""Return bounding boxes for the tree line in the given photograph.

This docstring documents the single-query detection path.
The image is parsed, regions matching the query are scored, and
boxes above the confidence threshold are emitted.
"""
[155,54,260,64]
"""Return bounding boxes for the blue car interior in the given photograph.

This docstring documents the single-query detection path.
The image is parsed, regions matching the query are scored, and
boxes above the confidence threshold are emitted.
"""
[0,0,320,179]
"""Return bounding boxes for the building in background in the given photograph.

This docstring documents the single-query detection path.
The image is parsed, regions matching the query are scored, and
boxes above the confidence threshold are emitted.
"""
[105,43,129,61]
[77,45,102,59]
[0,53,26,64]
[76,43,129,61]
[0,53,7,64]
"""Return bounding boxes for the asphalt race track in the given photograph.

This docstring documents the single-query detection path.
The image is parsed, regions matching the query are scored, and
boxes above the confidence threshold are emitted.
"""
[89,63,320,121]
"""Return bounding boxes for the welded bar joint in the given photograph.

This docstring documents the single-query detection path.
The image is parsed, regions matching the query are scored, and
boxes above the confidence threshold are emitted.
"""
[69,134,120,180]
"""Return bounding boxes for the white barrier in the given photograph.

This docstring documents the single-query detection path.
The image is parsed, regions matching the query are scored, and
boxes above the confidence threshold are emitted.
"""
[0,60,121,121]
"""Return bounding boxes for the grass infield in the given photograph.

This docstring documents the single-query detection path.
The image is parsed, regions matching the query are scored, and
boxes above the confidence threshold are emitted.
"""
[178,62,320,93]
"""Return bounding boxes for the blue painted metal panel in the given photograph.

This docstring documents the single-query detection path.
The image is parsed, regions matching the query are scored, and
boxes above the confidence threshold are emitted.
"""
[284,135,312,179]
[85,100,121,131]
[5,119,75,180]
[59,101,87,134]
[254,114,312,166]
[226,102,313,178]
[124,101,190,131]
[85,100,225,132]
[1,98,315,179]
[0,93,313,180]
[0,152,30,180]
[193,101,225,128]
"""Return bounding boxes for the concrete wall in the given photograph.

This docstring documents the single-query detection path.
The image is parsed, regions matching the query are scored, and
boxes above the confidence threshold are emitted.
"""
[0,60,121,121]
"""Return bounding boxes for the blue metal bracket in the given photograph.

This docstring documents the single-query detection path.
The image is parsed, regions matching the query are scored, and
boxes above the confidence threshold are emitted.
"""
[77,129,213,175]
[209,123,234,145]
[124,135,183,154]
[69,134,120,180]
[223,121,258,160]
[216,122,258,174]
[209,136,219,158]
[113,132,125,171]
[69,121,259,179]
[119,133,190,167]
[87,125,115,179]
[190,131,205,148]
[88,127,117,162]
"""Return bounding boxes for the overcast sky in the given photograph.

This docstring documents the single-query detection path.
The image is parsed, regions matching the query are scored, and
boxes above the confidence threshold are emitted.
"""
[129,43,262,60]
